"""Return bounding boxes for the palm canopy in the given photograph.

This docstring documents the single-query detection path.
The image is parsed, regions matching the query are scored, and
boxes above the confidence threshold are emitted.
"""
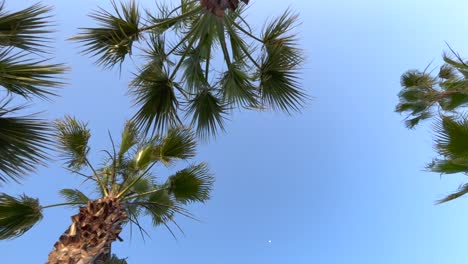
[0,2,66,183]
[396,50,468,128]
[0,117,214,243]
[397,49,468,204]
[72,0,306,138]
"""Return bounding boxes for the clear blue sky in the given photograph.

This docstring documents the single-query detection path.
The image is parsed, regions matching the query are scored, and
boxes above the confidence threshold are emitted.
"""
[2,0,468,263]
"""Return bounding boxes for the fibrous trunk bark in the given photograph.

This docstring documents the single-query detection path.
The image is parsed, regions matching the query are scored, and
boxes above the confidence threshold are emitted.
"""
[47,197,127,264]
[200,0,249,17]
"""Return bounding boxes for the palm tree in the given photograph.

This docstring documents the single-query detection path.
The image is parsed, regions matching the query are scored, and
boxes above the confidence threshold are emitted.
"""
[72,0,306,138]
[397,50,468,203]
[0,2,66,183]
[396,49,468,128]
[0,117,214,263]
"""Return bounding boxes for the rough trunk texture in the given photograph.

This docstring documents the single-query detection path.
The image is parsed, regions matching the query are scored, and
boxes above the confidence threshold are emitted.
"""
[200,0,249,17]
[46,197,127,264]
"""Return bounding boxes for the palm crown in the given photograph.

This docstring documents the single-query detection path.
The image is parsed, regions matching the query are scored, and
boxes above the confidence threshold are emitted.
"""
[397,50,468,203]
[0,3,66,183]
[0,117,214,262]
[396,49,468,128]
[71,0,306,138]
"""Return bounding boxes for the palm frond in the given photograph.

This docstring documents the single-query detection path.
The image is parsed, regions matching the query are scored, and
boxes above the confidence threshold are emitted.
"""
[439,64,457,80]
[443,52,468,78]
[143,190,175,226]
[144,2,185,34]
[0,100,51,183]
[428,158,468,174]
[0,3,54,52]
[187,89,226,139]
[437,183,468,204]
[130,64,180,134]
[0,193,42,240]
[400,70,435,89]
[0,49,66,99]
[59,189,90,207]
[118,120,139,158]
[179,12,217,92]
[220,62,257,107]
[182,49,207,92]
[127,175,153,194]
[55,116,91,170]
[259,43,306,113]
[434,116,468,159]
[167,162,213,204]
[439,92,468,111]
[133,145,153,170]
[155,127,196,165]
[404,111,432,129]
[258,10,306,113]
[224,11,252,64]
[397,89,426,103]
[70,0,141,68]
[141,33,170,70]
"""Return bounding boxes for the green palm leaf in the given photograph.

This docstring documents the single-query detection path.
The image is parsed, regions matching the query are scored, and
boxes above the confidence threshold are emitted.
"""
[0,101,50,183]
[187,89,226,139]
[435,116,468,159]
[155,127,196,165]
[259,43,306,113]
[167,162,213,204]
[400,70,435,89]
[130,64,180,134]
[59,189,90,207]
[0,49,66,99]
[144,190,175,226]
[55,116,91,170]
[0,3,54,52]
[0,193,42,240]
[221,62,257,107]
[428,158,468,174]
[258,10,306,113]
[118,121,139,158]
[70,0,140,68]
[439,64,457,80]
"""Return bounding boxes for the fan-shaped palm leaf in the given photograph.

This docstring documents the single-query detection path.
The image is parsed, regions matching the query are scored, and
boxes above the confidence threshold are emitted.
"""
[143,190,175,226]
[434,116,468,159]
[70,0,140,68]
[59,189,90,207]
[155,127,196,165]
[221,62,257,107]
[118,121,139,158]
[0,3,54,52]
[187,89,226,139]
[428,158,468,174]
[130,64,180,134]
[0,100,50,183]
[55,116,91,170]
[167,162,213,204]
[0,49,65,99]
[0,193,42,239]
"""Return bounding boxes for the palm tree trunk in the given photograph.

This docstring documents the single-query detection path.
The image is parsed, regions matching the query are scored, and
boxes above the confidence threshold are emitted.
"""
[46,197,127,264]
